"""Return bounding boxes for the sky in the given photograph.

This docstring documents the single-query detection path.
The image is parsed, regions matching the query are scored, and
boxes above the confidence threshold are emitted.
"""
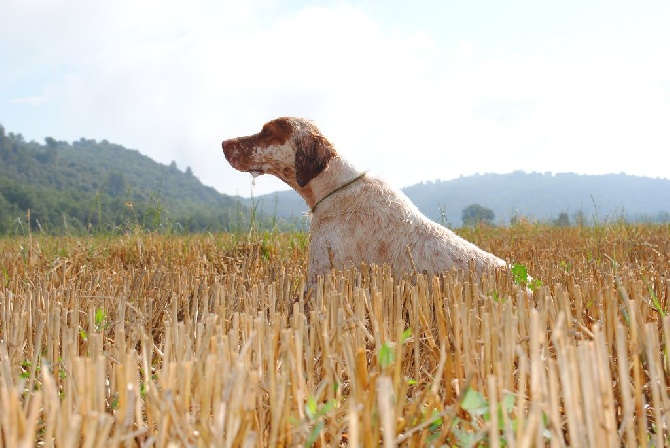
[1,1,669,197]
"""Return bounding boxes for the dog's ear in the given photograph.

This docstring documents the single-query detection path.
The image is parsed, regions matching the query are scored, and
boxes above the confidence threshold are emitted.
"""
[295,135,335,187]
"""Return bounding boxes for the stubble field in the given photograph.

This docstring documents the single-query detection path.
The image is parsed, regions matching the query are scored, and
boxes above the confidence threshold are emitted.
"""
[0,223,669,447]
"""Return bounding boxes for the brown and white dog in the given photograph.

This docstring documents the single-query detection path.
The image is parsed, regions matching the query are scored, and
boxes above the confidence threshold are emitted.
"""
[222,117,508,286]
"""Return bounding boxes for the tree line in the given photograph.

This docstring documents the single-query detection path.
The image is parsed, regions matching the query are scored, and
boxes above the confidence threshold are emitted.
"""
[0,125,264,235]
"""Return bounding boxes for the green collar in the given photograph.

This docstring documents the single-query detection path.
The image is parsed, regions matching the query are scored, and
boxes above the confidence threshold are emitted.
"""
[311,172,367,213]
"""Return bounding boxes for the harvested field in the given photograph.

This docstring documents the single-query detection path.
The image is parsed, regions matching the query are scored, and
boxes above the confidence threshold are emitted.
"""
[0,224,669,446]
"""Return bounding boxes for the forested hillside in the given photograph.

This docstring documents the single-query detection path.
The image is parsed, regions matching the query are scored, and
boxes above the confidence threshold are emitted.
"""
[0,125,249,234]
[3,123,668,234]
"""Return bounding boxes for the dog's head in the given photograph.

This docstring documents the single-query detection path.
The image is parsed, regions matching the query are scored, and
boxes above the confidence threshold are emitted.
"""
[222,117,337,188]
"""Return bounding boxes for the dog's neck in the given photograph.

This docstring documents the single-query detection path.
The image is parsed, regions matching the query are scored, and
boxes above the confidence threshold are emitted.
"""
[296,156,363,211]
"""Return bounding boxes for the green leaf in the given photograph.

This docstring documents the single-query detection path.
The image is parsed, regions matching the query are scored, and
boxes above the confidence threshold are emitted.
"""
[496,393,516,430]
[511,263,529,286]
[643,274,666,317]
[501,393,515,413]
[306,420,324,448]
[460,387,488,415]
[401,328,413,343]
[428,408,443,431]
[306,396,317,420]
[95,308,106,327]
[1,267,9,287]
[319,400,335,417]
[529,277,543,291]
[378,342,394,368]
[451,425,476,447]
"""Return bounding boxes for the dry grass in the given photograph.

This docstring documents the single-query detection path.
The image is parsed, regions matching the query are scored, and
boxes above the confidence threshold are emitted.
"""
[0,223,669,447]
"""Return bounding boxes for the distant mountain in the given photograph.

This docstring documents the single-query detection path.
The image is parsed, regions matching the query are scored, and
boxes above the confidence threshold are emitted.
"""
[242,171,670,227]
[2,123,667,234]
[0,125,251,234]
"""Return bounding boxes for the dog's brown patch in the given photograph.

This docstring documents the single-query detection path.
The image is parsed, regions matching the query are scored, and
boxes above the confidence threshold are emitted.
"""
[257,118,293,147]
[222,116,337,190]
[295,131,336,187]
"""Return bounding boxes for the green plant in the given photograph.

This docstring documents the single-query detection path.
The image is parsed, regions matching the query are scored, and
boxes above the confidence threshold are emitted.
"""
[377,328,412,369]
[378,342,395,369]
[94,308,107,330]
[142,177,167,232]
[642,274,666,317]
[81,308,110,340]
[305,396,337,448]
[1,266,8,288]
[438,204,451,228]
[19,360,35,380]
[511,263,542,291]
[451,387,550,446]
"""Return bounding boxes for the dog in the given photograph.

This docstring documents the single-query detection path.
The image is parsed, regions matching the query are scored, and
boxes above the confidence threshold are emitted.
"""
[222,117,509,286]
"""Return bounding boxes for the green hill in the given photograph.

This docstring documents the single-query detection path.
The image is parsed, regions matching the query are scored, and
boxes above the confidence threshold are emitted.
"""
[3,123,667,234]
[404,172,670,225]
[245,172,670,227]
[0,125,249,234]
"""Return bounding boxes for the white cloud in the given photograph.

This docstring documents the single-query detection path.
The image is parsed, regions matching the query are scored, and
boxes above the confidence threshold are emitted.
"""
[1,1,669,197]
[6,96,48,105]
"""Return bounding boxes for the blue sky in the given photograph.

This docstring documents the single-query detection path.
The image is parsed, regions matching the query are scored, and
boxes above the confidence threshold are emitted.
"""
[1,1,669,196]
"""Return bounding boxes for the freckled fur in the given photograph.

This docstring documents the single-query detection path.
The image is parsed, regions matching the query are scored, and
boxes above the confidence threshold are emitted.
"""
[222,117,509,286]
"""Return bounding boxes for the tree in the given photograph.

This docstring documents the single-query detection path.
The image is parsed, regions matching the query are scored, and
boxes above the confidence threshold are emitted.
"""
[107,172,127,197]
[36,137,59,164]
[573,209,587,227]
[462,204,495,226]
[45,137,58,148]
[553,211,571,227]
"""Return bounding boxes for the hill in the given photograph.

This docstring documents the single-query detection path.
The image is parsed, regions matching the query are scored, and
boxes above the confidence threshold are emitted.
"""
[0,125,250,234]
[2,123,668,233]
[244,171,670,227]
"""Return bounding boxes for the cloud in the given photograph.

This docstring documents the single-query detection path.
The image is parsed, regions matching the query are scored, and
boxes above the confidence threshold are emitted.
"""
[1,1,441,195]
[2,1,669,197]
[174,3,444,194]
[6,96,48,105]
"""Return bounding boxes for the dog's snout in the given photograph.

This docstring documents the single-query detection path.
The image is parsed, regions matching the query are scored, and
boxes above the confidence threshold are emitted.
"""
[221,139,232,159]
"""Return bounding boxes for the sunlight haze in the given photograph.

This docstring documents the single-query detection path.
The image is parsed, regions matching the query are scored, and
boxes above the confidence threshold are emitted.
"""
[2,0,669,197]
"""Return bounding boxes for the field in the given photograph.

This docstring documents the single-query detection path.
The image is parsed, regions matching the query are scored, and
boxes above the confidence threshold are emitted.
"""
[0,223,669,447]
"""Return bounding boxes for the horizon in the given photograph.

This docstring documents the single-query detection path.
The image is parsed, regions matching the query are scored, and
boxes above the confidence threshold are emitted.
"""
[3,121,670,200]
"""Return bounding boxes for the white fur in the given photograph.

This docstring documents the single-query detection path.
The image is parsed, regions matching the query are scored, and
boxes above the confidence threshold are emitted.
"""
[222,117,509,286]
[307,156,508,282]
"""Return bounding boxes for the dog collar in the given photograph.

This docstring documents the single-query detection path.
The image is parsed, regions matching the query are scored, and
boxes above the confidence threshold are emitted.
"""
[311,172,367,213]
